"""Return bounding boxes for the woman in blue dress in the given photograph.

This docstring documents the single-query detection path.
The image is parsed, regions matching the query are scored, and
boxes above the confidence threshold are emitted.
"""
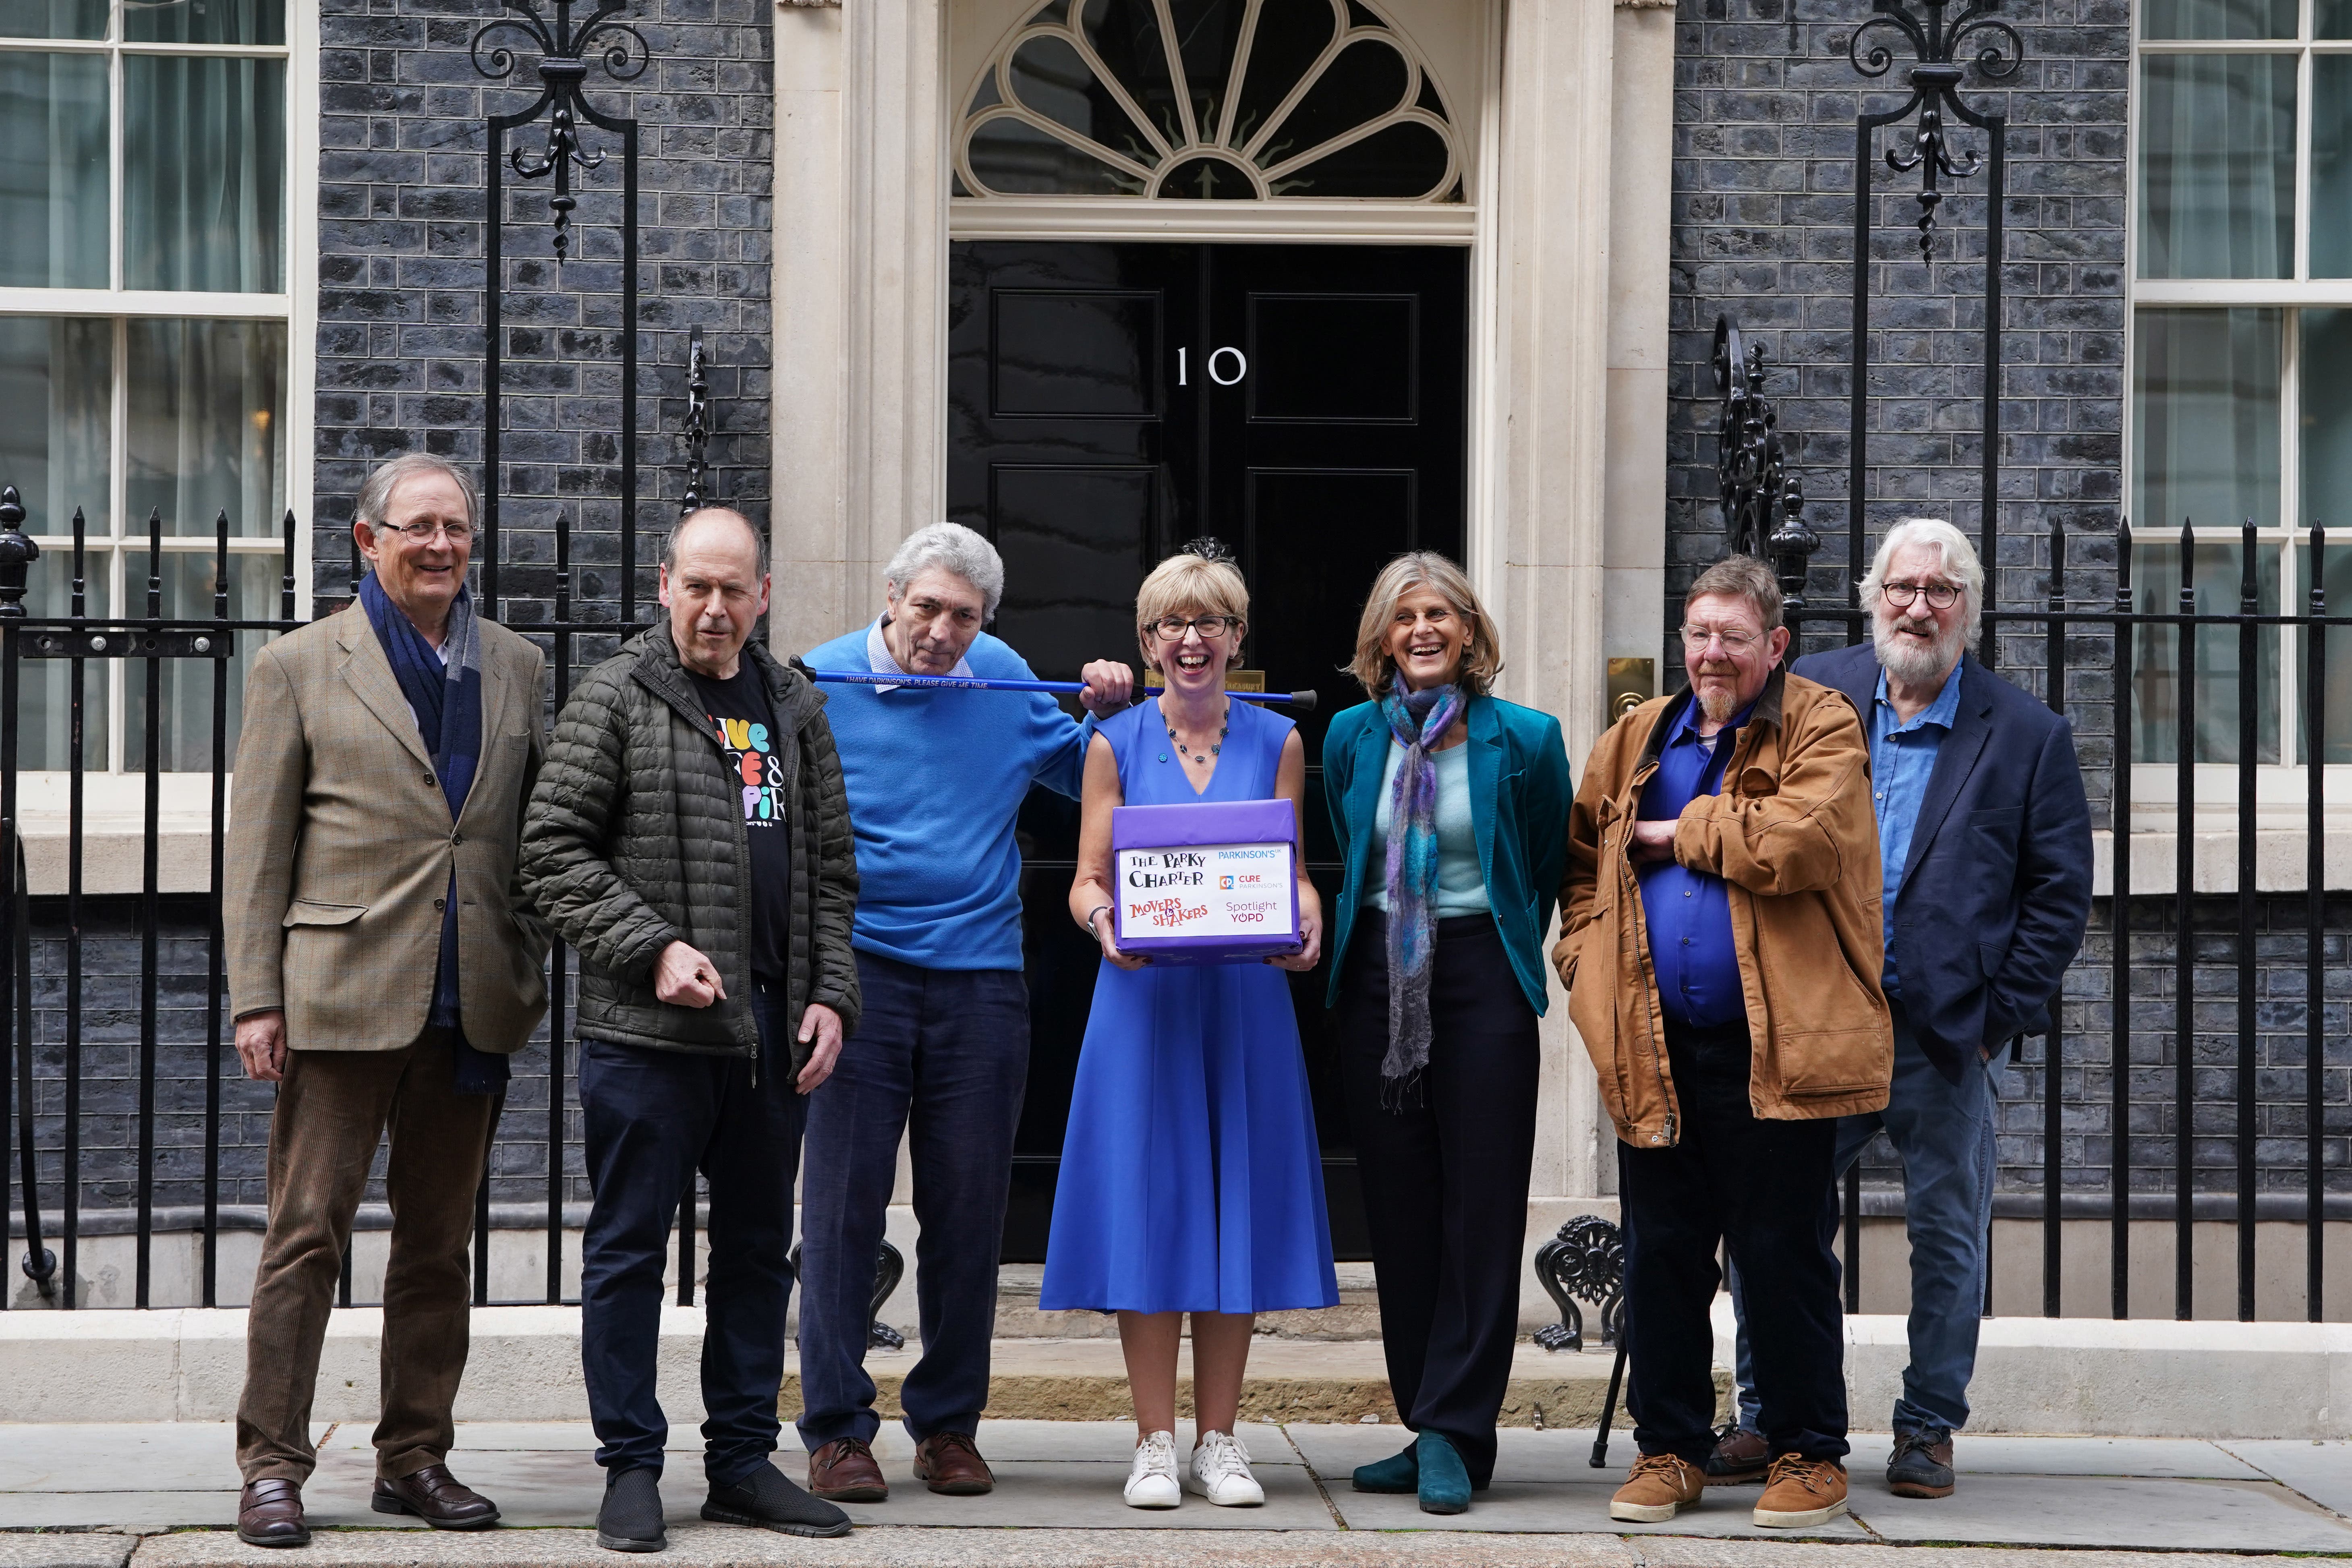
[1042,545,1337,1510]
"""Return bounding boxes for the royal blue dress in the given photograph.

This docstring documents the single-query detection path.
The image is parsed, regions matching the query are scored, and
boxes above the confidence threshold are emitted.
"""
[1039,698,1340,1316]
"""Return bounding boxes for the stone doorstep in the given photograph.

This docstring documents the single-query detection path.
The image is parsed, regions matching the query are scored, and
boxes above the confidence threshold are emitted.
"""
[781,1336,1679,1428]
[5,1305,2344,1435]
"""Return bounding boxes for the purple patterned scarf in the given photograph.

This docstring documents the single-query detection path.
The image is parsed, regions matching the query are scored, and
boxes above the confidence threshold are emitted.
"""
[1379,681,1465,1106]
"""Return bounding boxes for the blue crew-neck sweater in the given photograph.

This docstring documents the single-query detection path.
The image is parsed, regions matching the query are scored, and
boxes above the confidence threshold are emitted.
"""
[804,626,1091,970]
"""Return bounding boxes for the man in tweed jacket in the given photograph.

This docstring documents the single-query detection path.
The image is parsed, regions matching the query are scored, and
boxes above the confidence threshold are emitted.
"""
[520,507,861,1552]
[225,454,549,1547]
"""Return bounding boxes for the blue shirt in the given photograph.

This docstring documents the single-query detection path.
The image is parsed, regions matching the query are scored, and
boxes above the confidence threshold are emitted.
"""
[1636,694,1753,1030]
[1869,660,1965,997]
[804,625,1091,970]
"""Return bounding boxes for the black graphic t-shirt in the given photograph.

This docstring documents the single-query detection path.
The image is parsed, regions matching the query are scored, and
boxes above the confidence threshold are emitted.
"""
[691,663,792,986]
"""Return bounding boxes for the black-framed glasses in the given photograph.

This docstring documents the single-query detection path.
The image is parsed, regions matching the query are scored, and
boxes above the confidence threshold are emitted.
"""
[374,519,476,545]
[1150,614,1240,639]
[1880,580,1960,610]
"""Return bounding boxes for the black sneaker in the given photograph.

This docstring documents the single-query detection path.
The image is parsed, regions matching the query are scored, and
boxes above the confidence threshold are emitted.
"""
[597,1468,667,1554]
[705,1460,854,1539]
[1888,1427,1956,1498]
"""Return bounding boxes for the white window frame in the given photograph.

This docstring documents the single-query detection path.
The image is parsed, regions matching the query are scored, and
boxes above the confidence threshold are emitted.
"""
[0,0,315,812]
[2125,0,2352,818]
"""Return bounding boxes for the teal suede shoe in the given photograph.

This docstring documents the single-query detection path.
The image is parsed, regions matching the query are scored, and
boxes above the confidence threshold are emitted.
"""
[1351,1444,1418,1493]
[1415,1432,1472,1515]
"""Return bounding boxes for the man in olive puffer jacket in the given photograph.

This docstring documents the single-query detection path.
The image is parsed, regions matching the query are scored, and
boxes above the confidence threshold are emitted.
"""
[521,508,860,1552]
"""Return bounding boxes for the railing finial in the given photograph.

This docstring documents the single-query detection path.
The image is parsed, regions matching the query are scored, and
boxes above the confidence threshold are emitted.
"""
[0,485,42,619]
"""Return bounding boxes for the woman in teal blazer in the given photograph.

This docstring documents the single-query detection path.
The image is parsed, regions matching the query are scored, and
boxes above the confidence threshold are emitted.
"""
[1321,551,1573,1516]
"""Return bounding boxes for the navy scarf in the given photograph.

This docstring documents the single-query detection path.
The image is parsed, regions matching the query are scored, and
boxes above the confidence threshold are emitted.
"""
[360,572,505,1094]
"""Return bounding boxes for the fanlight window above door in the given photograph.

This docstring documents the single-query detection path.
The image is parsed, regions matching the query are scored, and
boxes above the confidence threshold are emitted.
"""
[958,0,1461,202]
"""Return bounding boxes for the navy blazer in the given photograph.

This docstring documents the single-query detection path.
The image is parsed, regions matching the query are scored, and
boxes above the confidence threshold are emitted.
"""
[1788,644,2094,1082]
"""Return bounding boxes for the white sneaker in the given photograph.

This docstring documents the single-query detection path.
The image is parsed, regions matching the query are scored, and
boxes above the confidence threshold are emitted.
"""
[1185,1429,1265,1507]
[1124,1430,1181,1508]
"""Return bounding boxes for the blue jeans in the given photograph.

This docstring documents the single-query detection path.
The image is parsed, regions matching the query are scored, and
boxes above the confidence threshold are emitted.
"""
[1732,1000,1997,1436]
[578,986,807,1483]
[794,955,1030,1450]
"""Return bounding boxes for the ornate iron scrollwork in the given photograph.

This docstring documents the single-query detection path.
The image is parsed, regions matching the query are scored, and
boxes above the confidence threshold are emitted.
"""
[1848,0,2024,257]
[680,326,711,517]
[472,0,649,261]
[789,1239,908,1352]
[1532,1214,1625,1353]
[1713,316,1819,608]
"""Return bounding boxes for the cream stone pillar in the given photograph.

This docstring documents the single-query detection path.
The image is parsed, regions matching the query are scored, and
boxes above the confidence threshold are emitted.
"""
[769,0,948,657]
[1486,0,1618,1236]
[1606,0,1676,686]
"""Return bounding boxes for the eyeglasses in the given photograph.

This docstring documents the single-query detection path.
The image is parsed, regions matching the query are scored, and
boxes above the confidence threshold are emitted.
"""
[375,519,475,545]
[1149,614,1239,639]
[1679,625,1763,653]
[1880,580,1960,610]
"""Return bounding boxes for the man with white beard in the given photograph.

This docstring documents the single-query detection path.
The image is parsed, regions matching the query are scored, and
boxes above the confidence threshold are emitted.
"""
[1712,519,2091,1503]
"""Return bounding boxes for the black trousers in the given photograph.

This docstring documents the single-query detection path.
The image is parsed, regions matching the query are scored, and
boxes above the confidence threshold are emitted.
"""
[579,987,808,1483]
[1619,1019,1847,1465]
[1339,911,1540,1489]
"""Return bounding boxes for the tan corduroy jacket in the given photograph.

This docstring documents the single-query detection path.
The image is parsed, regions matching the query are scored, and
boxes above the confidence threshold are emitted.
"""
[1551,667,1891,1148]
[226,605,551,1053]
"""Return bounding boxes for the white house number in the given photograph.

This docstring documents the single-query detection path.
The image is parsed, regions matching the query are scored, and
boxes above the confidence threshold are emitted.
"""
[1177,347,1249,387]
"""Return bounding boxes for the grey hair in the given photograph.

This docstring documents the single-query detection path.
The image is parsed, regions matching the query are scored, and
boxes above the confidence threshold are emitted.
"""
[885,522,1005,620]
[664,507,769,576]
[355,454,479,532]
[1684,554,1784,632]
[1861,518,1985,644]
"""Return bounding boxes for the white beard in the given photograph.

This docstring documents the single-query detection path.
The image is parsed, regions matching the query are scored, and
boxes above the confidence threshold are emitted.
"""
[1695,684,1741,725]
[1873,612,1963,686]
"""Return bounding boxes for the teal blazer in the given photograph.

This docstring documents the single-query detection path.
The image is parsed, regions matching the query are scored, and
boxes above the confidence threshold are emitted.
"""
[1320,692,1574,1017]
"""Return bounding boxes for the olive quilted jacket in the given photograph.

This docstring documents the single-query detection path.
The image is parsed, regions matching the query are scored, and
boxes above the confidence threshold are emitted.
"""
[520,624,860,1069]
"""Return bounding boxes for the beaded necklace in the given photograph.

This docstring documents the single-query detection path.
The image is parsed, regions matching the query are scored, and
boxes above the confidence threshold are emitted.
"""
[1155,696,1230,764]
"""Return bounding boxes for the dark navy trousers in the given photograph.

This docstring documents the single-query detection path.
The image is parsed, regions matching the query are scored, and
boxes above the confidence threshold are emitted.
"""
[795,953,1030,1450]
[578,985,806,1484]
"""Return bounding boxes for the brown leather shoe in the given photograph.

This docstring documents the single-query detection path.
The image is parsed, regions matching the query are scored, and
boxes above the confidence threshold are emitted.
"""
[913,1431,995,1496]
[238,1477,311,1548]
[370,1463,501,1529]
[807,1437,888,1502]
[1705,1423,1771,1485]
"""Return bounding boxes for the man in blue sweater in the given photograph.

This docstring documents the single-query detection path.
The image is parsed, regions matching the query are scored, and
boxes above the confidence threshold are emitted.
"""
[796,523,1132,1502]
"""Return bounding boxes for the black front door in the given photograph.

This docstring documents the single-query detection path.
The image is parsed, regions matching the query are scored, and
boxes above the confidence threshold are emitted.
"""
[945,240,1469,1263]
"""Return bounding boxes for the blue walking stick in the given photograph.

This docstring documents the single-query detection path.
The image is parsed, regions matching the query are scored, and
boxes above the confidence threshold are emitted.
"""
[806,668,1319,710]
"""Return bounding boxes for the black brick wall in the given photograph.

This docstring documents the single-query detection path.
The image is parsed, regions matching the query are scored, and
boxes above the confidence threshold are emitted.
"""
[311,0,775,633]
[1670,0,2129,810]
[8,898,588,1224]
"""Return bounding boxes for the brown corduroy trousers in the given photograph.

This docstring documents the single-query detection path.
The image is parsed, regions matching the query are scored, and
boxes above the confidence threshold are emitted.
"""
[234,1029,500,1484]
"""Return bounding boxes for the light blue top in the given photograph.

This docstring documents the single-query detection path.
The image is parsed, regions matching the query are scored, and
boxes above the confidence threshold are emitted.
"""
[803,623,1090,971]
[1869,659,1966,998]
[1364,741,1490,918]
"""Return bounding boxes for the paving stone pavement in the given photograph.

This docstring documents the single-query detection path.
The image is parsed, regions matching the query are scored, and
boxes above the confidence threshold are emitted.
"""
[0,1424,2341,1566]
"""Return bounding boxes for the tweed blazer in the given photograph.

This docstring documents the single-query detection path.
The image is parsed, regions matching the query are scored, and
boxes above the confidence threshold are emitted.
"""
[225,604,552,1053]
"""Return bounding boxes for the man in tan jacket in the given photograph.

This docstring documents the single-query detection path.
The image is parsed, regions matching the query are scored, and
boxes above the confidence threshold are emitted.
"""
[225,454,549,1548]
[1554,555,1888,1532]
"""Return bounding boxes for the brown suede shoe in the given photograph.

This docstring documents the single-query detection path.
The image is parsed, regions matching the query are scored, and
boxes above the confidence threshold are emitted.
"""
[371,1463,501,1529]
[913,1431,995,1496]
[238,1477,310,1548]
[1608,1452,1707,1522]
[1705,1424,1770,1485]
[807,1437,889,1502]
[1753,1454,1849,1529]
